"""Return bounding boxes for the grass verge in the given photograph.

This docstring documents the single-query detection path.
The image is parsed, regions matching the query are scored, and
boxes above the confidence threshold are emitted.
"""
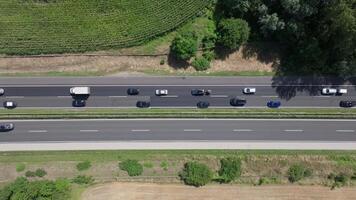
[0,108,355,119]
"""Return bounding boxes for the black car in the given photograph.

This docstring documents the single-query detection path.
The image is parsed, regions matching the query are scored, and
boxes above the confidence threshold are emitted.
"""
[127,88,139,95]
[0,123,14,132]
[230,98,247,106]
[340,101,354,108]
[197,101,210,108]
[191,89,211,96]
[72,99,86,107]
[136,101,150,108]
[3,101,17,109]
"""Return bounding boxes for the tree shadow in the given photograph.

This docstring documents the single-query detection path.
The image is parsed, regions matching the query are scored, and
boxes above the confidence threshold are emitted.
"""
[214,45,235,61]
[167,51,190,69]
[241,42,281,65]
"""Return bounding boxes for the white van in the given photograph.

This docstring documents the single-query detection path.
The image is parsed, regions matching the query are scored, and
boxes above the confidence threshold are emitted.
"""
[70,87,90,95]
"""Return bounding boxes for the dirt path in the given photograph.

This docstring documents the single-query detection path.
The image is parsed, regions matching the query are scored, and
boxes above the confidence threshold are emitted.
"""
[81,182,356,200]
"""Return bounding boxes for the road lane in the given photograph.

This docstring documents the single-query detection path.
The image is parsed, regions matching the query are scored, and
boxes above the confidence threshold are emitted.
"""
[1,119,355,142]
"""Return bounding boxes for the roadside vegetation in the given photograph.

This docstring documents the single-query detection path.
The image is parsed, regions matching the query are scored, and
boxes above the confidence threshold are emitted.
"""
[1,108,356,119]
[1,150,356,199]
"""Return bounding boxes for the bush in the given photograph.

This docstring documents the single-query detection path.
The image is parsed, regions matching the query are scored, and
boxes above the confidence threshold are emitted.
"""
[119,159,143,176]
[35,168,47,177]
[288,164,311,183]
[72,175,95,185]
[329,173,349,189]
[180,161,213,187]
[0,177,71,200]
[192,57,211,71]
[160,59,165,65]
[25,170,36,177]
[76,161,91,171]
[171,31,198,60]
[202,50,215,61]
[217,18,250,50]
[16,163,26,172]
[218,158,242,183]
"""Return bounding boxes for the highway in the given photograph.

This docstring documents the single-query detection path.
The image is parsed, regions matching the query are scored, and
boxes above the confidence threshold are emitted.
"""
[1,119,356,142]
[0,77,355,108]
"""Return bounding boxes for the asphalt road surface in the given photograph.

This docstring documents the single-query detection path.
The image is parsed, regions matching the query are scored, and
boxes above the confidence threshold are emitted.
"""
[1,119,356,142]
[0,77,355,108]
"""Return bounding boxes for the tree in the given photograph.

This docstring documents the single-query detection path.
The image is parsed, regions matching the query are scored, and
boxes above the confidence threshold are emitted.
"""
[218,158,242,183]
[258,13,285,36]
[170,31,198,60]
[180,161,213,187]
[217,18,250,50]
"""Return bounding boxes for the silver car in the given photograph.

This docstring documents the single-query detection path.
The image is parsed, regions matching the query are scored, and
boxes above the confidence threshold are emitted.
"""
[0,88,4,96]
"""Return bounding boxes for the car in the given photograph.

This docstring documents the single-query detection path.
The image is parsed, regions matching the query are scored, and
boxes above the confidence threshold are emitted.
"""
[155,89,168,96]
[267,101,281,108]
[127,88,139,95]
[197,101,210,108]
[136,101,150,108]
[3,101,17,109]
[72,99,86,107]
[321,88,337,95]
[0,123,14,132]
[339,101,354,108]
[243,87,256,94]
[337,88,347,94]
[0,88,4,96]
[191,89,211,96]
[230,98,247,106]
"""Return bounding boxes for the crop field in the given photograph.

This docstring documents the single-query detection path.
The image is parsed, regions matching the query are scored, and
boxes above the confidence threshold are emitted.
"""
[0,0,211,55]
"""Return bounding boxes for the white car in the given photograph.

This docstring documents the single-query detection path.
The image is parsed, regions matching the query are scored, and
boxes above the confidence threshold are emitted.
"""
[321,88,337,95]
[0,88,4,96]
[155,89,168,96]
[243,87,256,94]
[337,88,347,94]
[3,101,17,109]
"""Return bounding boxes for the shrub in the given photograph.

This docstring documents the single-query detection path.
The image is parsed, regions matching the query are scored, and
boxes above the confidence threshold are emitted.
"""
[25,170,36,177]
[180,161,213,187]
[143,162,154,168]
[16,163,26,172]
[72,175,95,185]
[76,161,91,171]
[171,31,198,60]
[35,168,47,177]
[218,158,242,183]
[202,34,217,49]
[202,50,215,61]
[288,164,311,183]
[160,59,165,65]
[160,161,168,171]
[329,173,349,189]
[192,57,211,71]
[119,159,143,176]
[217,18,250,50]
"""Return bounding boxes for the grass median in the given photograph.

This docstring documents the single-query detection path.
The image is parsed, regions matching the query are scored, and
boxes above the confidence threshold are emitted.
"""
[0,108,355,119]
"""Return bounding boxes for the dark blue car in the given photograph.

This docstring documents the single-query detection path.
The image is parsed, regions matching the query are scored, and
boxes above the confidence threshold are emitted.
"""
[267,101,281,108]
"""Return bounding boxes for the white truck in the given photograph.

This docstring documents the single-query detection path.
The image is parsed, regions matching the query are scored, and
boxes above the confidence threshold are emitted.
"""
[70,87,90,96]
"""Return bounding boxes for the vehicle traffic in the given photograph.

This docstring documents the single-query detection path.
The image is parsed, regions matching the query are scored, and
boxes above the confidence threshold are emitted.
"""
[197,101,210,108]
[70,87,90,96]
[267,101,281,108]
[3,101,17,109]
[0,123,14,132]
[155,89,168,96]
[243,87,256,94]
[72,99,86,107]
[191,89,211,96]
[339,101,354,108]
[127,88,139,95]
[136,101,150,108]
[321,88,337,95]
[0,88,4,96]
[230,98,246,106]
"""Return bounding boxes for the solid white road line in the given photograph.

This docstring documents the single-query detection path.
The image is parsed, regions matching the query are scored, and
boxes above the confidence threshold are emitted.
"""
[131,129,150,132]
[233,129,253,132]
[109,96,127,98]
[28,130,48,133]
[336,130,355,133]
[210,95,228,98]
[284,130,304,132]
[5,96,24,99]
[80,130,99,132]
[161,95,178,98]
[261,96,278,98]
[183,129,202,132]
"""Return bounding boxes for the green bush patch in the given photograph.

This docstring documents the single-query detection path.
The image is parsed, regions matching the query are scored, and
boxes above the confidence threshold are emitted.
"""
[15,163,26,172]
[180,161,213,187]
[119,159,143,176]
[218,157,242,183]
[288,164,312,183]
[76,161,92,171]
[72,175,95,185]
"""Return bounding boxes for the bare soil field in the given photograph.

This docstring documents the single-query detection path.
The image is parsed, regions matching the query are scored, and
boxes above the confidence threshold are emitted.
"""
[82,182,356,200]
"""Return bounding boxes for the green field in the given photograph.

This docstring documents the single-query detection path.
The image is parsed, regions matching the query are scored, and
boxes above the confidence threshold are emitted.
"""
[0,0,211,55]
